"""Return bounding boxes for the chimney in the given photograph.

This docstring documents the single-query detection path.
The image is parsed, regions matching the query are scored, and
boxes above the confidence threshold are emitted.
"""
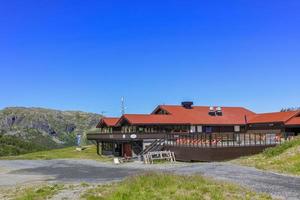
[181,101,193,109]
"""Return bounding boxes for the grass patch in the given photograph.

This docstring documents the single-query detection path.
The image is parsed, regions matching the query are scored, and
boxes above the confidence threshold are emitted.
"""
[15,184,63,200]
[0,145,111,161]
[263,138,300,157]
[152,159,171,164]
[2,184,65,200]
[233,137,300,176]
[81,173,272,200]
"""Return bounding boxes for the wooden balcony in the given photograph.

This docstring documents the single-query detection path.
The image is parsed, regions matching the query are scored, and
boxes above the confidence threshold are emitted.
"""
[87,132,166,142]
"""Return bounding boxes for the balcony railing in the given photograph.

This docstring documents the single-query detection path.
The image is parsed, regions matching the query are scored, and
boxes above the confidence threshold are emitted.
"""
[87,131,294,148]
[165,132,284,148]
[87,132,167,141]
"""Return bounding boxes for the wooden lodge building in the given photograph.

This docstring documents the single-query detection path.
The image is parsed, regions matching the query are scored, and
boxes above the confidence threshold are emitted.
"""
[87,102,300,161]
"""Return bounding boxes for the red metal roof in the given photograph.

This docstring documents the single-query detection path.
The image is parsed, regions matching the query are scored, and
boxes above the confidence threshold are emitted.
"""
[286,114,300,125]
[248,111,299,124]
[97,105,300,127]
[117,114,189,125]
[96,117,119,127]
[116,105,256,125]
[157,105,256,125]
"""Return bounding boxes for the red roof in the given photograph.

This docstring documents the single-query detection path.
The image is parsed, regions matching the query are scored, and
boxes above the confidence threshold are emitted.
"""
[96,117,119,127]
[248,111,299,124]
[286,113,300,125]
[116,105,256,125]
[117,114,189,125]
[97,104,300,127]
[159,105,255,125]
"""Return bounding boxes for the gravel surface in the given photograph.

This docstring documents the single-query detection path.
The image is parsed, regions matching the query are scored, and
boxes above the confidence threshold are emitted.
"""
[50,185,92,200]
[0,159,299,199]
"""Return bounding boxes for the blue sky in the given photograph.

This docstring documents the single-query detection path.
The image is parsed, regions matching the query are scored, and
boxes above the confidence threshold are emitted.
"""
[0,0,299,116]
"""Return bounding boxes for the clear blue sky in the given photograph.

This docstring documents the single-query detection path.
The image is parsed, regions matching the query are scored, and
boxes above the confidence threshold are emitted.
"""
[0,0,299,116]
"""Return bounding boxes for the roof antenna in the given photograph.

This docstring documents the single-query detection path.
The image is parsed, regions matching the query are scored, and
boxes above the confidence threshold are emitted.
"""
[121,97,126,115]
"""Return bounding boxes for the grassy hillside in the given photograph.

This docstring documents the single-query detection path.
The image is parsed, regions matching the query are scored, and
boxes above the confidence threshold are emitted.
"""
[0,107,102,156]
[234,137,300,176]
[0,145,110,161]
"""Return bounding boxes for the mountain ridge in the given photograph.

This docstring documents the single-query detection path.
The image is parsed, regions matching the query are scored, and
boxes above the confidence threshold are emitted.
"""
[0,106,102,156]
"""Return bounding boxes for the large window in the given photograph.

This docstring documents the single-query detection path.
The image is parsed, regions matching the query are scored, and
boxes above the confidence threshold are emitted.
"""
[205,126,212,133]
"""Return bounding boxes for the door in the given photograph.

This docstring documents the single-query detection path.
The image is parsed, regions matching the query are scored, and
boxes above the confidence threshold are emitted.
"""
[123,143,132,157]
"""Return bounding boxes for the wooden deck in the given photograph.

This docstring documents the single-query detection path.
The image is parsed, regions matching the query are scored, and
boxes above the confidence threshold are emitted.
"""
[87,131,284,162]
[164,132,281,161]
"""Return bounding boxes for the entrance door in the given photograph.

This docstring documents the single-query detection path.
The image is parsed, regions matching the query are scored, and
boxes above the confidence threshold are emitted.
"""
[114,143,122,157]
[123,143,132,157]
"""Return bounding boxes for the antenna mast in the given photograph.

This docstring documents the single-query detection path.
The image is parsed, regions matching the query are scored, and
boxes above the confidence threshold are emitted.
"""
[121,97,125,115]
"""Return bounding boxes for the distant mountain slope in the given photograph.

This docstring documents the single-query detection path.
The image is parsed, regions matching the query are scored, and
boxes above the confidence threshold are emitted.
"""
[0,107,102,155]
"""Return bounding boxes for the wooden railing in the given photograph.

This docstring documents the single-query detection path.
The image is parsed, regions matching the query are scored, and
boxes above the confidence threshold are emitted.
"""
[87,132,166,141]
[165,132,284,148]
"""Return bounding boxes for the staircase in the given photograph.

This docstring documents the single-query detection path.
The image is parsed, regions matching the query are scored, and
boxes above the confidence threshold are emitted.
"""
[138,139,165,157]
[132,141,143,155]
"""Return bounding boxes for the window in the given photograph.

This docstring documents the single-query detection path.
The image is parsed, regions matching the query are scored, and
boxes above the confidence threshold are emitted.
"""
[234,125,240,132]
[190,126,196,133]
[197,125,202,133]
[205,126,212,133]
[132,126,136,133]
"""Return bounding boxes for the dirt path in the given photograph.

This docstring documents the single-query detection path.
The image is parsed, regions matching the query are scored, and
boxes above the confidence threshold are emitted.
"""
[0,159,299,199]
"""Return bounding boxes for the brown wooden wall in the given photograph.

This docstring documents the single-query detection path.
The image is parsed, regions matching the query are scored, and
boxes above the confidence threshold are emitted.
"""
[165,145,274,162]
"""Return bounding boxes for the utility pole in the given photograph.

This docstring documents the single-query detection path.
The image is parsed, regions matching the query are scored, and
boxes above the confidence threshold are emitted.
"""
[100,111,106,116]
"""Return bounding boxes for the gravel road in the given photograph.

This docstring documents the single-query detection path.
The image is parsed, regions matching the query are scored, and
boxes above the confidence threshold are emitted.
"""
[0,159,299,199]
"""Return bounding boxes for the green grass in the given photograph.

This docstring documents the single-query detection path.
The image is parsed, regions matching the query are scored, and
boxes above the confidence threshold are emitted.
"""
[6,184,65,200]
[233,137,300,176]
[263,138,300,157]
[81,173,272,200]
[0,145,111,161]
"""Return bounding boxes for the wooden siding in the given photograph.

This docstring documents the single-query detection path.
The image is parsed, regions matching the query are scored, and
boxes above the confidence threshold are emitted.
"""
[166,145,274,162]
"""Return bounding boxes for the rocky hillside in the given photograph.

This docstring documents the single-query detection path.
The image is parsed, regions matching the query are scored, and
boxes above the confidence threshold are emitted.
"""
[0,107,102,150]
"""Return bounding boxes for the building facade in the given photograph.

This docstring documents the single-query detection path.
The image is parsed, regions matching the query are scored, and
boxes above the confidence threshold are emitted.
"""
[87,102,300,161]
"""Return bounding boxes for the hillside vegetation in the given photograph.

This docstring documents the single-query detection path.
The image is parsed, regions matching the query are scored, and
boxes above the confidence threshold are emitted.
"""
[0,107,101,156]
[0,134,56,156]
[0,145,110,161]
[234,137,300,176]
